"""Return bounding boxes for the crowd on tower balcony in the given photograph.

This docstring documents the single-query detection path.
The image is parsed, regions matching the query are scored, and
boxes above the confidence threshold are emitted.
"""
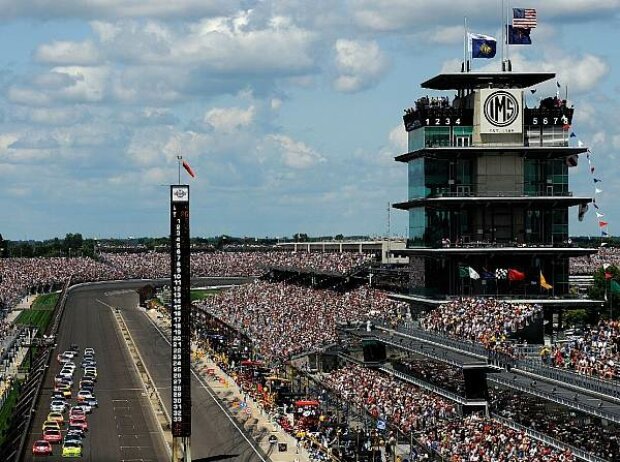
[195,281,407,361]
[324,365,574,462]
[490,386,620,461]
[570,247,620,275]
[542,320,620,381]
[419,298,541,351]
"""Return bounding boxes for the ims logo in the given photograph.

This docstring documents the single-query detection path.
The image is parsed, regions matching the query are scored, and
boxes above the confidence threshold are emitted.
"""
[483,91,519,127]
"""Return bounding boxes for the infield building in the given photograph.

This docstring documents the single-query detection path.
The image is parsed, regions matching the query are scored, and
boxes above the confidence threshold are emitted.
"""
[393,71,598,307]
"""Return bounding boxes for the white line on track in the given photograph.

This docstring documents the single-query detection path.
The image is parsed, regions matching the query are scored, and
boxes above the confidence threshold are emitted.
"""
[96,298,172,460]
[144,312,269,462]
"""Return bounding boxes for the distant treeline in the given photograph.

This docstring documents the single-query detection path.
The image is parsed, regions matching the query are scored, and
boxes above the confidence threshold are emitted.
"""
[0,233,378,258]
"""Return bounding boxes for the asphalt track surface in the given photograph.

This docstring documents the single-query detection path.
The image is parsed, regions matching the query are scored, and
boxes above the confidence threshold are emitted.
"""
[23,279,266,462]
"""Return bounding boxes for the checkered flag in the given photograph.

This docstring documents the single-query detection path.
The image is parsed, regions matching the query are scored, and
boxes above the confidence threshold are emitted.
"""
[495,268,508,279]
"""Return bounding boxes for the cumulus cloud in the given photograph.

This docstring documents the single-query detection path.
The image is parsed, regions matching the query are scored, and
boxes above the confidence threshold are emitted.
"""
[35,41,100,65]
[204,105,256,133]
[349,0,620,32]
[333,39,389,92]
[267,134,326,169]
[0,0,238,20]
[504,52,609,93]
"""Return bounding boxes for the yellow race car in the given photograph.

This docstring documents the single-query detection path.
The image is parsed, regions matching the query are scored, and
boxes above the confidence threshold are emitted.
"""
[62,441,83,457]
[47,411,64,424]
[42,420,61,432]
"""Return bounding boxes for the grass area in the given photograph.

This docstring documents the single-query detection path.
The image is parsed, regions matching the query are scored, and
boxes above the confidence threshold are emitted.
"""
[14,292,59,332]
[31,292,60,310]
[190,289,220,302]
[0,382,21,446]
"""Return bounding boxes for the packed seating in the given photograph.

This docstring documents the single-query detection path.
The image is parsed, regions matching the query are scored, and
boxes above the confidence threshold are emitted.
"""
[100,251,375,278]
[570,247,618,275]
[491,386,620,461]
[394,358,465,395]
[417,414,574,462]
[0,257,120,310]
[419,298,542,352]
[544,320,620,380]
[325,365,574,461]
[196,281,408,360]
[325,364,457,432]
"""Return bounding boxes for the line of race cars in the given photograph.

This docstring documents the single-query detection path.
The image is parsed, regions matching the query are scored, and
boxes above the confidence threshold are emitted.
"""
[32,345,98,458]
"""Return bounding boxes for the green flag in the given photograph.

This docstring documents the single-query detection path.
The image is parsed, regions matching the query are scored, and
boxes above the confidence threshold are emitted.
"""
[459,266,469,278]
[611,280,620,295]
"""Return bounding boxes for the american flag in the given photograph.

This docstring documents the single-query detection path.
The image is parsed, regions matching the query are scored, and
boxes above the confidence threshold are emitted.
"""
[513,8,537,28]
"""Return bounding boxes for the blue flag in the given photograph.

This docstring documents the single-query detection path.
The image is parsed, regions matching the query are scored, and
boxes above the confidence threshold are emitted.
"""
[602,231,609,237]
[469,33,497,58]
[508,25,531,45]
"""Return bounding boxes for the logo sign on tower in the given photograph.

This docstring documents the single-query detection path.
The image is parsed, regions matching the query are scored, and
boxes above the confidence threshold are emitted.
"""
[479,89,523,134]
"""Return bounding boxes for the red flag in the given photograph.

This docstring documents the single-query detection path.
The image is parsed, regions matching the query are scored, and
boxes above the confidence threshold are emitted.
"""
[605,272,613,280]
[182,160,196,178]
[599,221,608,228]
[508,269,525,281]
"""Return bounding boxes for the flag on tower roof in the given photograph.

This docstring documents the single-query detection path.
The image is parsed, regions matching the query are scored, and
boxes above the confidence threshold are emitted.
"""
[513,8,537,28]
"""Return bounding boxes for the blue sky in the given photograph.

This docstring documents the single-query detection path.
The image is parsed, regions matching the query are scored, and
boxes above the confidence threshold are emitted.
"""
[0,0,619,240]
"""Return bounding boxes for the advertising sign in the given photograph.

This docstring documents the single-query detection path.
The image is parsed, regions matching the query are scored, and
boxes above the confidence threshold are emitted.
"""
[480,89,523,134]
[170,185,191,437]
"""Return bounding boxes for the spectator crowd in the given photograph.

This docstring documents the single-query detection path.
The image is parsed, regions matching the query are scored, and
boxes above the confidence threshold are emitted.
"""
[543,320,620,381]
[1,252,375,310]
[394,358,465,396]
[570,247,620,275]
[324,365,574,462]
[0,257,119,310]
[491,385,620,461]
[100,251,374,278]
[196,281,408,361]
[419,298,542,352]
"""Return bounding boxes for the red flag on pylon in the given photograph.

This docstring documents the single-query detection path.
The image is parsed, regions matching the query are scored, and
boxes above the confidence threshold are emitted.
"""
[508,268,526,281]
[599,221,608,228]
[182,160,196,178]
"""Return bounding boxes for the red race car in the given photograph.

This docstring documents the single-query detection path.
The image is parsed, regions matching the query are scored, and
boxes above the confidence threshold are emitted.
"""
[42,428,62,443]
[69,416,88,432]
[32,439,53,456]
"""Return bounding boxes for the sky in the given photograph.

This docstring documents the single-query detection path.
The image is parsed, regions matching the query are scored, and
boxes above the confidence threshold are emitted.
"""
[0,1,619,240]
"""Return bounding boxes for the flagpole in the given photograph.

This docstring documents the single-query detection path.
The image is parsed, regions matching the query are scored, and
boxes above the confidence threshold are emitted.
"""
[177,155,182,185]
[463,17,467,72]
[505,1,510,70]
[464,17,469,72]
[501,0,505,69]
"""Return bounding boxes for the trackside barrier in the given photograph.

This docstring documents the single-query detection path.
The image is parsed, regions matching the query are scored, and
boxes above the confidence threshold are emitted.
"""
[492,415,607,462]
